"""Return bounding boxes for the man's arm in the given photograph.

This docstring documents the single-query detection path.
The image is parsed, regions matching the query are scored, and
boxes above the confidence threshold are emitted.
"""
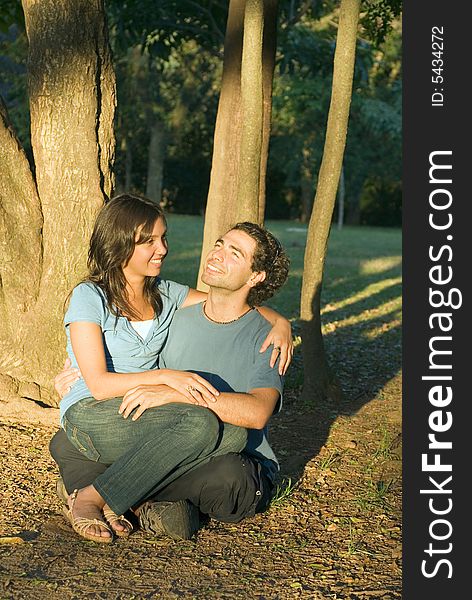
[119,384,279,429]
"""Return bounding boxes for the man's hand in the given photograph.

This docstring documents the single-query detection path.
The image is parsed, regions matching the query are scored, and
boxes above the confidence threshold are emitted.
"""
[259,318,293,376]
[54,357,81,399]
[119,384,207,421]
[159,369,220,404]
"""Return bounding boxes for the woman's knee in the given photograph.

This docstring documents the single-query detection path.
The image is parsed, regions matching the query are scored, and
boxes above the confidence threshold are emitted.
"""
[218,423,248,454]
[197,406,220,441]
[181,405,220,447]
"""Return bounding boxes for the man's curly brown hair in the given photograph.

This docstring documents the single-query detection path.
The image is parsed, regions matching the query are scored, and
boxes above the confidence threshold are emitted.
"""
[230,222,290,307]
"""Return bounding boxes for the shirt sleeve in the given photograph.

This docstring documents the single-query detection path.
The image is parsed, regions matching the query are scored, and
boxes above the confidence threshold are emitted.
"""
[158,279,190,310]
[248,327,284,414]
[64,283,105,327]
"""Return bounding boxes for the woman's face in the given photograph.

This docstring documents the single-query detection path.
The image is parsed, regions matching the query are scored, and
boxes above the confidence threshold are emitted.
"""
[122,217,168,281]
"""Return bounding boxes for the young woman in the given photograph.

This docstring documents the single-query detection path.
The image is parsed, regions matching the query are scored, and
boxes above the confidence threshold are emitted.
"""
[60,193,292,543]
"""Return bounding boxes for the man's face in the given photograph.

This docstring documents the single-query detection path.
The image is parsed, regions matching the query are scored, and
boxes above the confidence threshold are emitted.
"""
[202,229,263,293]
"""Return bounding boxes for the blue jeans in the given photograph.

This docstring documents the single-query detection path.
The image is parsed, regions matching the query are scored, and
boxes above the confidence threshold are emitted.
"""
[63,398,247,515]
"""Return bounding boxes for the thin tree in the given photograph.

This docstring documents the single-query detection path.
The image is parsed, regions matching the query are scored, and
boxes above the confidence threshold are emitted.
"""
[198,0,278,288]
[236,0,264,221]
[300,0,360,404]
[0,0,115,407]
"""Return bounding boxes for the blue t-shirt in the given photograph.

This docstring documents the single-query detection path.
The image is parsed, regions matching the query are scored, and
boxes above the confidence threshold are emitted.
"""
[160,303,283,481]
[59,279,189,423]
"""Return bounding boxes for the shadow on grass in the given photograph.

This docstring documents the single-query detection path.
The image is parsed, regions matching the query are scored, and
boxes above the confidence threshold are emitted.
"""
[269,266,402,483]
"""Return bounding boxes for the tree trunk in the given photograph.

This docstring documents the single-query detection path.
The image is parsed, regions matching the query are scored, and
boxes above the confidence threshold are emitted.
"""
[300,0,360,404]
[0,0,115,407]
[197,0,244,289]
[258,0,278,224]
[146,120,165,204]
[236,0,264,220]
[198,0,278,290]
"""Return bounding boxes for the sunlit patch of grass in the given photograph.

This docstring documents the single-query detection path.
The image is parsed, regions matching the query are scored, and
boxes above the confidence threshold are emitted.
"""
[363,311,403,340]
[321,277,402,317]
[318,450,344,470]
[357,478,396,511]
[321,296,402,335]
[372,424,400,460]
[360,256,402,275]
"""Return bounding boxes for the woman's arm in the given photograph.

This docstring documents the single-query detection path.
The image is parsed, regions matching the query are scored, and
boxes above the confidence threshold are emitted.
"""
[68,321,219,404]
[180,288,207,308]
[256,306,293,375]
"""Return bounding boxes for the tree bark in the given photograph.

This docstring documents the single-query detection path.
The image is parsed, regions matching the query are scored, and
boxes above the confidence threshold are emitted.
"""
[146,120,166,204]
[300,0,360,404]
[198,0,278,290]
[0,0,115,407]
[258,0,278,223]
[0,98,43,381]
[237,0,264,221]
[198,0,245,289]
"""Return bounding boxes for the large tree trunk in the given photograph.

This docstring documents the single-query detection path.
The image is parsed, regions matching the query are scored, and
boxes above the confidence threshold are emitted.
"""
[0,0,115,408]
[300,0,360,404]
[146,120,166,204]
[198,0,278,289]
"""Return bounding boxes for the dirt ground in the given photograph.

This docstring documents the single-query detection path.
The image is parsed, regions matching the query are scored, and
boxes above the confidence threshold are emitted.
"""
[0,368,401,600]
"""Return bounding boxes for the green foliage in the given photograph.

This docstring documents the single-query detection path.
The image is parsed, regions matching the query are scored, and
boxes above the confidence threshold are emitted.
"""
[271,477,297,505]
[1,0,402,225]
[270,9,401,225]
[0,0,24,33]
[360,178,401,226]
[361,0,402,47]
[0,24,30,154]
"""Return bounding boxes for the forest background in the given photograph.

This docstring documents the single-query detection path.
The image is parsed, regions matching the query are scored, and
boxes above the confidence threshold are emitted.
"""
[1,1,401,227]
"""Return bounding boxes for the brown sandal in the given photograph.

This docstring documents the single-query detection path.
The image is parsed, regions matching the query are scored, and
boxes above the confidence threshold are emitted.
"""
[63,490,113,544]
[103,507,133,538]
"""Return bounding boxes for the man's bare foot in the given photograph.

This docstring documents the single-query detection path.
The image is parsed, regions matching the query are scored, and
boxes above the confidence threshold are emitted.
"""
[66,486,112,541]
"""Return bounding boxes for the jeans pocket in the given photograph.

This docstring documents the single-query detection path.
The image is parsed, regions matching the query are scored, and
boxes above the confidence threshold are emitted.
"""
[62,415,101,462]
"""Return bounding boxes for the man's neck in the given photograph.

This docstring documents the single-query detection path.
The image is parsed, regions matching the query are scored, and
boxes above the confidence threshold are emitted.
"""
[204,290,251,323]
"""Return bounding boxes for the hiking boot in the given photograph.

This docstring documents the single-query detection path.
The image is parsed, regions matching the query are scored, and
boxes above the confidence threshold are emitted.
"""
[55,477,68,504]
[138,500,199,540]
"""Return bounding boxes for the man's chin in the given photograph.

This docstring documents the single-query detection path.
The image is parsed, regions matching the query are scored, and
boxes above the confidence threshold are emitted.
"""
[201,271,217,286]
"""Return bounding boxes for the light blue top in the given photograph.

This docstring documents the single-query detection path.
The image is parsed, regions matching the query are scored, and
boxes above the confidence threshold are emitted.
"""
[160,303,284,481]
[59,279,189,423]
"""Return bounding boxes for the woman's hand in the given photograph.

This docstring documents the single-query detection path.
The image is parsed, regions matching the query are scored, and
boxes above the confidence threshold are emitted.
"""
[159,369,220,405]
[259,317,293,375]
[54,357,81,399]
[119,384,206,420]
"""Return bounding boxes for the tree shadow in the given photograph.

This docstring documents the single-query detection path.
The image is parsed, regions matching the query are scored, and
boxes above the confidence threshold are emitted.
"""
[269,266,402,483]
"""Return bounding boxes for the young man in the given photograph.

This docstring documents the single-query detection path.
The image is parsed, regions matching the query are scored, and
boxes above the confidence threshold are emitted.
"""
[51,222,290,538]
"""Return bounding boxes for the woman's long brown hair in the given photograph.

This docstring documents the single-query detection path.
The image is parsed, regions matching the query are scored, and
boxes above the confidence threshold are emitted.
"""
[85,193,166,321]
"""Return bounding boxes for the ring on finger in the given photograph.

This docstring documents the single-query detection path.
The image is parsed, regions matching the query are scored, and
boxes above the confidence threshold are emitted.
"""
[186,385,196,392]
